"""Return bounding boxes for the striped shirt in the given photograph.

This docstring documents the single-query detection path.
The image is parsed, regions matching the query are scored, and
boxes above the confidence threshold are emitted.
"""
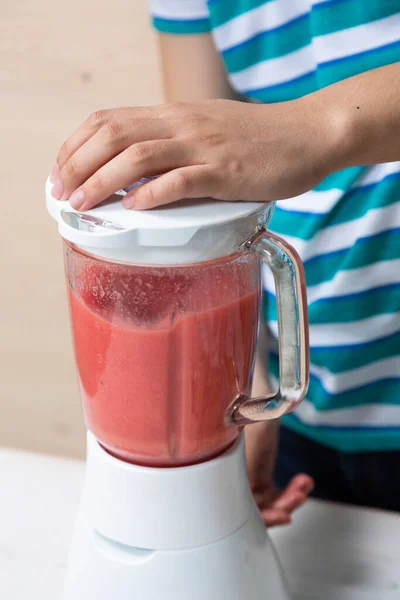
[150,0,400,452]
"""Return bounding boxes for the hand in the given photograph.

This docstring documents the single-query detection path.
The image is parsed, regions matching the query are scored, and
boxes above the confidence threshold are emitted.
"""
[246,421,314,527]
[51,98,334,211]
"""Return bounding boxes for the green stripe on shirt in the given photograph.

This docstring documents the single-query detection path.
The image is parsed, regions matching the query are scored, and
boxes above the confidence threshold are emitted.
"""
[314,168,365,192]
[266,281,400,324]
[223,2,400,72]
[222,15,310,73]
[309,284,400,324]
[269,355,400,411]
[210,0,274,28]
[152,17,211,35]
[270,186,400,241]
[318,40,400,87]
[247,70,317,103]
[243,40,400,102]
[313,0,400,37]
[266,331,400,375]
[282,412,400,452]
[304,228,400,286]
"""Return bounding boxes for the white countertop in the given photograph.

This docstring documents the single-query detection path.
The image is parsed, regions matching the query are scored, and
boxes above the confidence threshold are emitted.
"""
[1,447,400,600]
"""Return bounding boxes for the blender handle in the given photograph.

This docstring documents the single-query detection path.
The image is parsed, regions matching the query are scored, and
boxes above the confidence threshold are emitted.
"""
[229,229,309,425]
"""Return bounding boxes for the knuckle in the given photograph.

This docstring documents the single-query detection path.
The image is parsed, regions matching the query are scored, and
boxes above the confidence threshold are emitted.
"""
[171,170,189,195]
[228,156,245,177]
[63,158,79,181]
[168,101,188,114]
[227,155,240,171]
[130,142,152,164]
[104,119,124,141]
[138,184,156,208]
[179,115,208,139]
[189,111,207,127]
[58,141,70,162]
[89,173,106,195]
[155,102,174,118]
[88,109,108,127]
[203,167,224,198]
[164,102,178,111]
[203,131,225,147]
[160,101,194,121]
[156,102,184,121]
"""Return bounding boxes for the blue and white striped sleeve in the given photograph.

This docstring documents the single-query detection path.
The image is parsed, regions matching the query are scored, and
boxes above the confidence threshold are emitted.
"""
[149,0,211,35]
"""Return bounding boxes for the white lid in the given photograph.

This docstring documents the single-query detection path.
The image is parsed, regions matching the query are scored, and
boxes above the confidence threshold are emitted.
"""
[45,176,273,264]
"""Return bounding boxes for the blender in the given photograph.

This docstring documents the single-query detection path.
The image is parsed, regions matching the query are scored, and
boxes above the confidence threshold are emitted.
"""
[45,176,309,600]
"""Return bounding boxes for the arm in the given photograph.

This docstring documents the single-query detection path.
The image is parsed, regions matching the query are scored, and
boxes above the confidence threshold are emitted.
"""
[158,31,315,527]
[51,27,317,525]
[246,323,314,527]
[52,61,400,211]
[156,33,239,102]
[157,31,313,527]
[315,61,400,170]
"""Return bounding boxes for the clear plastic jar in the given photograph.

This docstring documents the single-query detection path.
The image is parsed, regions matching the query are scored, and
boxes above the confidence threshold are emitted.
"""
[64,241,260,467]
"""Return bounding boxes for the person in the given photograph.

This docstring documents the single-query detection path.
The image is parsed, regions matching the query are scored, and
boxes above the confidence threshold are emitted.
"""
[50,0,400,527]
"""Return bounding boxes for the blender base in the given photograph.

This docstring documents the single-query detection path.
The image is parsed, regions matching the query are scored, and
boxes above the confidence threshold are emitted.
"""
[64,433,290,600]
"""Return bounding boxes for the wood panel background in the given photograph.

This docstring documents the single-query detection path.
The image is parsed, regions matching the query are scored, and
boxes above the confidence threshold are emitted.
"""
[0,0,162,458]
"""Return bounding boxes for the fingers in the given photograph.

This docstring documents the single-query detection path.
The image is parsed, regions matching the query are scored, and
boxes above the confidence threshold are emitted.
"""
[57,107,150,169]
[56,109,110,171]
[273,473,314,514]
[68,140,194,211]
[54,106,171,200]
[123,165,221,210]
[274,490,308,516]
[253,489,273,511]
[290,473,315,496]
[256,474,315,529]
[260,508,292,528]
[54,112,174,202]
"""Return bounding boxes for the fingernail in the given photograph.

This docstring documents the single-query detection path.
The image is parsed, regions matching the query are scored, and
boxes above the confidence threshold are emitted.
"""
[50,164,60,184]
[52,180,64,200]
[122,194,135,209]
[70,190,85,210]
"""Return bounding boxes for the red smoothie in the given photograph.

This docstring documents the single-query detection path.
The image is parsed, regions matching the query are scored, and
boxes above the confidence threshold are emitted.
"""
[65,244,260,467]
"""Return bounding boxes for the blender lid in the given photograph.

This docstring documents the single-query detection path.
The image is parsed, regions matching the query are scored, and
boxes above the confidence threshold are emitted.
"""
[45,176,272,263]
[46,177,266,246]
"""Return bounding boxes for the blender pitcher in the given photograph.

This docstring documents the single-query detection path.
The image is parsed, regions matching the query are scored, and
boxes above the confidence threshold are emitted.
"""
[46,176,309,600]
[48,178,309,468]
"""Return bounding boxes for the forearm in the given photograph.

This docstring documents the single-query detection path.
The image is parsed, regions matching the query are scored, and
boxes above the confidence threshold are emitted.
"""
[157,33,239,103]
[311,62,400,171]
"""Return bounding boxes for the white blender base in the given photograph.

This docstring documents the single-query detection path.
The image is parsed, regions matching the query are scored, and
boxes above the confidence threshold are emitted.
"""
[65,497,289,600]
[64,434,290,600]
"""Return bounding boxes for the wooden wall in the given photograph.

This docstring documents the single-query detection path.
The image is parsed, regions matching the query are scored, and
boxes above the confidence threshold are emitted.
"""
[0,1,162,458]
